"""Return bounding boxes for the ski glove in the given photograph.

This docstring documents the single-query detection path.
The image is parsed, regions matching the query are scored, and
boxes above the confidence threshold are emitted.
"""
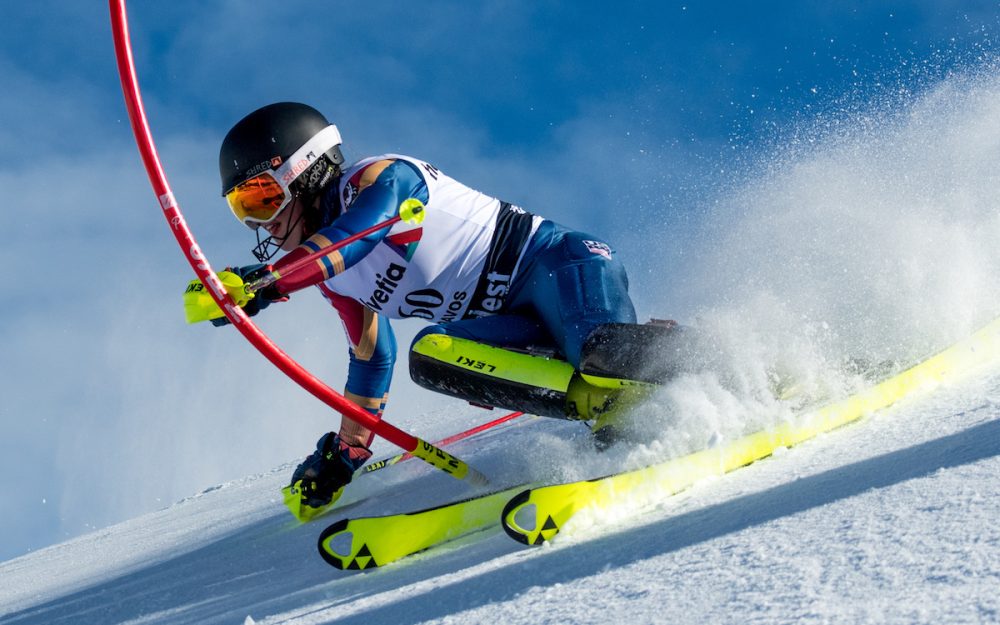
[210,263,288,327]
[290,432,373,508]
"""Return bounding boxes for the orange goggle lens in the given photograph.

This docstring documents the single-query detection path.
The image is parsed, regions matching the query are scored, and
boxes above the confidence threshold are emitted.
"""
[225,173,289,226]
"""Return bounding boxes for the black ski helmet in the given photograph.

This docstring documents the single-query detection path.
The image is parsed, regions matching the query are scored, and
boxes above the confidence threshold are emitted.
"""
[219,102,345,198]
[220,103,346,261]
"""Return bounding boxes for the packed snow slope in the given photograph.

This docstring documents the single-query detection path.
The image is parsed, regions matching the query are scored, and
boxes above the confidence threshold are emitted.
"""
[2,353,1000,624]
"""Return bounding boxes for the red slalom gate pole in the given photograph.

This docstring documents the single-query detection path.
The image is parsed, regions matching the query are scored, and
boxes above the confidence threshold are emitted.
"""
[109,0,486,486]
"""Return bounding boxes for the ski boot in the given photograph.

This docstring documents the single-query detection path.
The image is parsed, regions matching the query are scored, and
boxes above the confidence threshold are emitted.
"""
[565,373,653,449]
[572,320,696,448]
[577,320,699,384]
[282,432,372,522]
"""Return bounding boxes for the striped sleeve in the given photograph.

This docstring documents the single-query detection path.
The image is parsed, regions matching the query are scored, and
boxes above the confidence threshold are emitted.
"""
[319,284,397,420]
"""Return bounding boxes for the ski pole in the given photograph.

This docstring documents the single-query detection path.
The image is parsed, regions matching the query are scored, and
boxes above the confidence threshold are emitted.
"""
[110,0,486,487]
[359,411,525,476]
[246,216,396,294]
[246,199,425,295]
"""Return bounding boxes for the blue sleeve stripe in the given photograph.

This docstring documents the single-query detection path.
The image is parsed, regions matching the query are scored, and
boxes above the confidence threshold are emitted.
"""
[302,238,323,253]
[319,253,338,279]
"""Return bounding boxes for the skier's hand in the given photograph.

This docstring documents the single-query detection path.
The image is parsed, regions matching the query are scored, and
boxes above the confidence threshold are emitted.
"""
[182,264,288,325]
[209,264,289,327]
[283,432,373,521]
[227,263,273,289]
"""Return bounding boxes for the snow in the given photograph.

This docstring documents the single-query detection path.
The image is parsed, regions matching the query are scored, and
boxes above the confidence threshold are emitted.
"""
[2,360,1000,625]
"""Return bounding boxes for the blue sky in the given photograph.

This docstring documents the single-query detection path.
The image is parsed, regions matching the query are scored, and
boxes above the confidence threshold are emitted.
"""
[3,1,1000,562]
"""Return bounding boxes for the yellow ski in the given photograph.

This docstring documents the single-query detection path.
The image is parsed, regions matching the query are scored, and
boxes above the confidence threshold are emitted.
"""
[501,316,1000,545]
[318,485,529,570]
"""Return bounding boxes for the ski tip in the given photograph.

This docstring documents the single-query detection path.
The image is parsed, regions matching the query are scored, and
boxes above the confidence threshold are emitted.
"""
[500,489,538,545]
[317,519,350,569]
[317,519,381,571]
[501,488,565,546]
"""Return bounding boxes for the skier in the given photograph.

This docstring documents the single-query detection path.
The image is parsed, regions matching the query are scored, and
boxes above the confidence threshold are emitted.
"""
[210,102,674,520]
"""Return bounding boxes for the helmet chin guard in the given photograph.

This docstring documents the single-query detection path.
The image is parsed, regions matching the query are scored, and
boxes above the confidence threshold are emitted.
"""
[251,230,283,263]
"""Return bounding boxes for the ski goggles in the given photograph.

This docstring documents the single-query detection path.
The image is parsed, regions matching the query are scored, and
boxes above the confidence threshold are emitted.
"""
[225,124,342,229]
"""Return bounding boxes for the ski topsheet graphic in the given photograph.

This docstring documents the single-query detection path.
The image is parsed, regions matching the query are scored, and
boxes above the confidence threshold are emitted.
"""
[318,486,527,569]
[319,316,1000,569]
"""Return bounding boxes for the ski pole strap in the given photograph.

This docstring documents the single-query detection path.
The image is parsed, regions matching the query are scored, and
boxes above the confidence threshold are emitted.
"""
[410,438,489,486]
